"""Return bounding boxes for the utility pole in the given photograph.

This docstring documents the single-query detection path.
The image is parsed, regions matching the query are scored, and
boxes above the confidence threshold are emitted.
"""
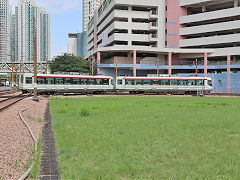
[11,51,14,93]
[45,59,48,74]
[116,63,118,82]
[91,56,94,75]
[19,59,22,86]
[194,59,198,75]
[33,17,39,101]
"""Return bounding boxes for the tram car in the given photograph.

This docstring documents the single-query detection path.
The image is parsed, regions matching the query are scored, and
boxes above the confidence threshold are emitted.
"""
[0,78,8,86]
[20,73,114,94]
[116,76,213,94]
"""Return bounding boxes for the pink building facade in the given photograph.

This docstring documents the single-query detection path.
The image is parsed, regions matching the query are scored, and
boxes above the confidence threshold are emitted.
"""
[86,0,240,93]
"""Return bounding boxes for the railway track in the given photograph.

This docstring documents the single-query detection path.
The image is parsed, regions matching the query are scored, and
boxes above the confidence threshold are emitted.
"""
[0,93,32,112]
[0,90,11,96]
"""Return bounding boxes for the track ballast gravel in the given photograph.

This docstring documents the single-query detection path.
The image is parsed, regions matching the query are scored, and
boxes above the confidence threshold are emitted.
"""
[0,97,48,180]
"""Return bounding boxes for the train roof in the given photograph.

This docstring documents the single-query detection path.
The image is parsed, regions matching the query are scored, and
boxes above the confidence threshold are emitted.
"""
[23,73,113,79]
[118,76,211,80]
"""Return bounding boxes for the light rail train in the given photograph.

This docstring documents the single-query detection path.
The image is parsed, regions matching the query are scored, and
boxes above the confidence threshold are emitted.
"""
[20,73,114,94]
[116,76,212,94]
[19,73,213,94]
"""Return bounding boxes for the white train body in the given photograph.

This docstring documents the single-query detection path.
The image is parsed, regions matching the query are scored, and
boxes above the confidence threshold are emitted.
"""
[116,76,213,93]
[19,73,213,94]
[20,73,114,94]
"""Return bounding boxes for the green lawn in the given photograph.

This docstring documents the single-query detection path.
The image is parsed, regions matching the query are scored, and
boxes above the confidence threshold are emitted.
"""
[50,96,240,179]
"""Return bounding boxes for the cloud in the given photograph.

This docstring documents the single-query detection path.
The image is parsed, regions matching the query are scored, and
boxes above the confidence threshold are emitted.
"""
[9,0,82,14]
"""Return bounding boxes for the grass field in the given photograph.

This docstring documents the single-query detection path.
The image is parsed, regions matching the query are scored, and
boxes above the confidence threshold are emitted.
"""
[50,96,240,179]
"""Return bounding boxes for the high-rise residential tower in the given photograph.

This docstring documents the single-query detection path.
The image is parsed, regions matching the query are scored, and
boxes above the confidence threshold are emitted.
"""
[15,0,50,63]
[83,0,102,31]
[0,0,12,62]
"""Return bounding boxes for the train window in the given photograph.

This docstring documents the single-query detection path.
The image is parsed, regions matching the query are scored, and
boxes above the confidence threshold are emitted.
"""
[96,79,102,85]
[37,78,45,84]
[26,77,32,84]
[135,80,142,85]
[72,78,80,84]
[88,79,96,85]
[46,78,54,84]
[179,80,187,86]
[21,76,24,83]
[65,78,72,85]
[126,80,134,85]
[188,80,196,86]
[170,80,178,86]
[55,78,63,84]
[161,80,170,85]
[196,80,203,86]
[143,80,152,85]
[153,80,160,85]
[117,79,122,85]
[102,79,109,85]
[81,79,88,85]
[208,80,212,86]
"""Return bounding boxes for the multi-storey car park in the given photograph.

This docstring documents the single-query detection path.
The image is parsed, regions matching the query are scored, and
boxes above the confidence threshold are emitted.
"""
[85,0,240,93]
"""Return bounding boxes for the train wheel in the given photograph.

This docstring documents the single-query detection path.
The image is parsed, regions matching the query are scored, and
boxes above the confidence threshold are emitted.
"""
[22,90,28,94]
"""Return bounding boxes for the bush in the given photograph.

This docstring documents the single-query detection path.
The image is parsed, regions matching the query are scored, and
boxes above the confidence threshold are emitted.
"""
[80,108,90,117]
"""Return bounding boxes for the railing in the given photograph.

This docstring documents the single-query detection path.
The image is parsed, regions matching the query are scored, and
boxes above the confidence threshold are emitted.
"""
[172,61,240,66]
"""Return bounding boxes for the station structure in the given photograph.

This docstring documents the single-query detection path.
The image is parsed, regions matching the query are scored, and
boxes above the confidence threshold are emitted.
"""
[86,0,240,92]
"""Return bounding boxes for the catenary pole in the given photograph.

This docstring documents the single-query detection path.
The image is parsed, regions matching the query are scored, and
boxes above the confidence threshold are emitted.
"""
[33,17,38,101]
[11,51,14,93]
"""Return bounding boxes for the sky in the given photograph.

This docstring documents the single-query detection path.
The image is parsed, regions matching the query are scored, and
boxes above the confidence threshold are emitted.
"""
[9,0,83,58]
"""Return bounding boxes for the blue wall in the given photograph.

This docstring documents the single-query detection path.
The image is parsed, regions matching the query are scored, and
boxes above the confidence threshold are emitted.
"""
[179,73,240,93]
[100,67,240,92]
[99,64,240,70]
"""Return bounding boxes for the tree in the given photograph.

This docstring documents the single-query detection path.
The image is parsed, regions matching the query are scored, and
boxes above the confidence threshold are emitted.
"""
[49,53,91,74]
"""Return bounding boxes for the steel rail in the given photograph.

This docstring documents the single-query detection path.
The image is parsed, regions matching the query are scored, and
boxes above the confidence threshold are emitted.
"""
[0,94,32,112]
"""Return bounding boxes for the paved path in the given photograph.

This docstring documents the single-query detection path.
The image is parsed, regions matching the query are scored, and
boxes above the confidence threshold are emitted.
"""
[39,103,60,180]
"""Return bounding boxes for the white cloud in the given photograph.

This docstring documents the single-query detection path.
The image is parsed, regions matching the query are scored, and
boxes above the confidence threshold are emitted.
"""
[9,0,82,14]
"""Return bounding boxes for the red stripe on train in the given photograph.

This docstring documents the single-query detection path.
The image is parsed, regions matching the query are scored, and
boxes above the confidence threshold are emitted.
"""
[33,76,110,80]
[124,78,207,81]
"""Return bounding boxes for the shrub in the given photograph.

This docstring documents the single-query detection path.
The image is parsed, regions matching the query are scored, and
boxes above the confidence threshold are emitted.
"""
[80,108,90,117]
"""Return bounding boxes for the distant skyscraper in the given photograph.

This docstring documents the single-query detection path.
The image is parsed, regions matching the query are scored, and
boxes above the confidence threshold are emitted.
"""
[67,32,87,57]
[67,0,101,57]
[15,0,50,63]
[82,0,102,31]
[0,0,12,62]
[68,33,78,56]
